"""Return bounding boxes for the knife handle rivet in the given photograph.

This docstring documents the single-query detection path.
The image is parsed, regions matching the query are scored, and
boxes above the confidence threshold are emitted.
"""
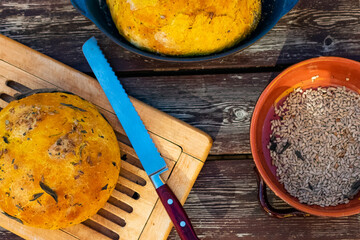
[167,199,173,205]
[180,221,186,227]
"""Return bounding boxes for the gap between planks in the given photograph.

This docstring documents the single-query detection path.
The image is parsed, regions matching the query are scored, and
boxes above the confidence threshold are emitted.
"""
[81,65,288,79]
[207,154,253,161]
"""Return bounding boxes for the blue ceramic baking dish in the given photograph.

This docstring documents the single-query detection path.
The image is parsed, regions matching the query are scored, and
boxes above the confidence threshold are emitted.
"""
[71,0,298,62]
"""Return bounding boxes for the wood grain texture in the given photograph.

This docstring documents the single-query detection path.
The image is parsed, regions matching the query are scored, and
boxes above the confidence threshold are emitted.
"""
[1,1,360,239]
[115,72,277,155]
[0,0,359,73]
[168,159,360,240]
[2,32,266,155]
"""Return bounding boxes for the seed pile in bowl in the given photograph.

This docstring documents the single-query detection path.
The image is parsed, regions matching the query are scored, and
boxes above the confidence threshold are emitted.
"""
[268,86,360,207]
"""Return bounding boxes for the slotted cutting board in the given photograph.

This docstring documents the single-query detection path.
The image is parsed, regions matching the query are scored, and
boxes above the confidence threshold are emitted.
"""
[0,35,212,240]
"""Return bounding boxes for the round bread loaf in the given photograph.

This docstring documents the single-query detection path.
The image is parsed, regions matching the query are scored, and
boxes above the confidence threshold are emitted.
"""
[106,0,261,56]
[0,92,121,229]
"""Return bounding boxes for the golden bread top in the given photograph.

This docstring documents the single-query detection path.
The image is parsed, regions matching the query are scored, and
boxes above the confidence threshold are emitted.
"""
[107,0,261,56]
[0,92,121,229]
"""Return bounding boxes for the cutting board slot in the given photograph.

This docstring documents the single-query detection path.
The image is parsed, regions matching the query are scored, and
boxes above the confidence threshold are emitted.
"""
[97,209,126,227]
[116,184,140,200]
[0,93,13,103]
[121,153,128,161]
[6,80,31,93]
[120,153,143,170]
[119,169,146,186]
[83,219,119,240]
[107,196,133,213]
[115,132,131,147]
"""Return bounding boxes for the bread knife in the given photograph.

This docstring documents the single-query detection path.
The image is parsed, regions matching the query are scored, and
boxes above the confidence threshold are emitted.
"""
[82,37,199,240]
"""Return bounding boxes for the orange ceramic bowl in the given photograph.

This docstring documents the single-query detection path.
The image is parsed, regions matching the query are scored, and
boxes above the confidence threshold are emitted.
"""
[250,57,360,217]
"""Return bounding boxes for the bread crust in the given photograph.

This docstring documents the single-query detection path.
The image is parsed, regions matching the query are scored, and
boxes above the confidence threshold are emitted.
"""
[107,0,261,56]
[0,92,121,229]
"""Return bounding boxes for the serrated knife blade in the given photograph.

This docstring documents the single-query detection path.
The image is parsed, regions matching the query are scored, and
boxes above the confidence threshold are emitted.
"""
[82,37,167,178]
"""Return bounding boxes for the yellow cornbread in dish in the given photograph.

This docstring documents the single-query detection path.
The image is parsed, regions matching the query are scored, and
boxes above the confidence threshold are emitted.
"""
[106,0,261,56]
[0,92,121,229]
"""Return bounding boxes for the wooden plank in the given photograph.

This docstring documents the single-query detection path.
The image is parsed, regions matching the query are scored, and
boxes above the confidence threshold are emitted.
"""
[113,72,276,155]
[168,159,360,240]
[0,35,279,155]
[1,0,359,72]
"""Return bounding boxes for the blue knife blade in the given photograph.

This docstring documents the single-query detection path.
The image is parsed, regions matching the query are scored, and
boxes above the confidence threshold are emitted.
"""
[82,37,167,183]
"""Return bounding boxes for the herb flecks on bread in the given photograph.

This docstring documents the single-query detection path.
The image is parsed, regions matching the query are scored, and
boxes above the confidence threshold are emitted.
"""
[0,92,121,229]
[107,0,261,56]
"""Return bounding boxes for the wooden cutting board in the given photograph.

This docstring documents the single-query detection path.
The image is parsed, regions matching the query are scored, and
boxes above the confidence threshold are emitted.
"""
[0,34,212,240]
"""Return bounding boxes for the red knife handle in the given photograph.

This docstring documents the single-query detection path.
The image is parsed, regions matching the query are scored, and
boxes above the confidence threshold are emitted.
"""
[156,184,199,240]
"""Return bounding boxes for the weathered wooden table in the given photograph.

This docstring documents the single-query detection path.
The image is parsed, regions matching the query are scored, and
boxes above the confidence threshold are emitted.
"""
[1,0,360,239]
